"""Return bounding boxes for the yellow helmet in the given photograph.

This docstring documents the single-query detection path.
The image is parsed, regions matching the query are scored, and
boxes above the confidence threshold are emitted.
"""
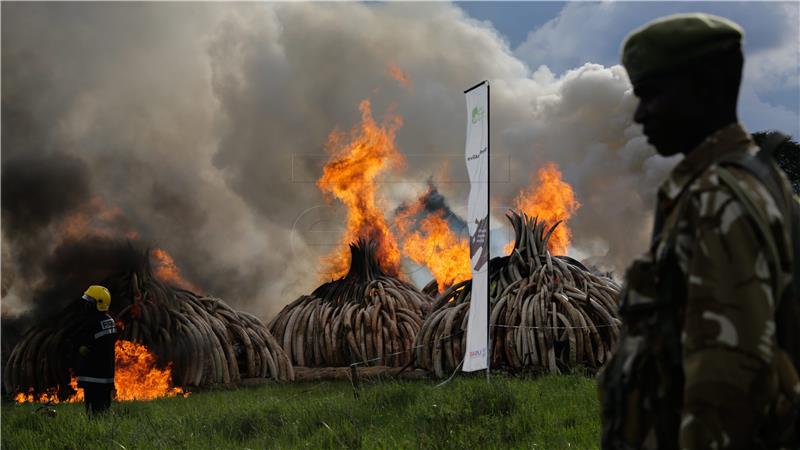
[83,285,111,312]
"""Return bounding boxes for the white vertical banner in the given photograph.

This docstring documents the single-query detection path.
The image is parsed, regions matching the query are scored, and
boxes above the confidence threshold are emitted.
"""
[463,81,489,372]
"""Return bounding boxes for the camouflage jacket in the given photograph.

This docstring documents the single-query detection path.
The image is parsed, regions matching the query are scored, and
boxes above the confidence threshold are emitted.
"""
[601,123,795,449]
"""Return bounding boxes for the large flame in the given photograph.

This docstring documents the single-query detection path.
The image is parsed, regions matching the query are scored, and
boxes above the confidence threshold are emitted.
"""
[14,340,185,404]
[150,248,199,292]
[507,162,579,255]
[395,196,471,293]
[113,340,185,401]
[317,99,404,279]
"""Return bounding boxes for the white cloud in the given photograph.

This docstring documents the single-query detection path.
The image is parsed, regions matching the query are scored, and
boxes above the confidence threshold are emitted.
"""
[741,3,800,93]
[514,2,799,137]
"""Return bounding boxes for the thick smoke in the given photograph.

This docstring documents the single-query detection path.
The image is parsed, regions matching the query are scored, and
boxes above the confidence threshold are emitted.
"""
[3,3,675,330]
[508,64,682,271]
[394,181,468,233]
[2,3,315,322]
[1,153,91,292]
[2,154,89,237]
[205,3,672,272]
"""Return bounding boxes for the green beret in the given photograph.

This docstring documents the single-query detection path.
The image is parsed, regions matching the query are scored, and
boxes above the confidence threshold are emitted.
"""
[621,13,743,84]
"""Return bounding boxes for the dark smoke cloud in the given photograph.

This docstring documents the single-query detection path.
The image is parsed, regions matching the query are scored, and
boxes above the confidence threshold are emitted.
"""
[1,153,93,304]
[25,237,144,325]
[1,236,146,368]
[2,154,90,236]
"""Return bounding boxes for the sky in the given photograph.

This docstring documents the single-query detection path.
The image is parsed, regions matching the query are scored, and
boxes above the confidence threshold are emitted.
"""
[459,1,800,137]
[458,2,567,48]
[2,2,798,320]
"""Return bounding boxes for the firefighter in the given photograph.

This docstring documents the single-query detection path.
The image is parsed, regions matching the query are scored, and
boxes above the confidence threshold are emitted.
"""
[76,285,117,415]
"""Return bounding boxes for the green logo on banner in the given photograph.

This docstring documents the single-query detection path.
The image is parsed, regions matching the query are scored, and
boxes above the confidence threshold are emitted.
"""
[471,106,484,124]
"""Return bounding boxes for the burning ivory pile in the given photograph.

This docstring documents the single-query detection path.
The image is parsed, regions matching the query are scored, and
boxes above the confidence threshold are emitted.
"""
[3,250,293,396]
[269,241,432,368]
[415,211,621,378]
[117,282,294,385]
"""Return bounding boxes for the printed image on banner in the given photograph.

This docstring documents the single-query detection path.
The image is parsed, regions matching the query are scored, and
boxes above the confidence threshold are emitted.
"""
[463,81,489,372]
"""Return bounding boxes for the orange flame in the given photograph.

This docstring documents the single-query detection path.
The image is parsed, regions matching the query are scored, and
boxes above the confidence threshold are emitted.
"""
[150,248,199,292]
[113,340,186,401]
[317,99,404,278]
[14,340,186,404]
[506,162,579,255]
[60,196,139,242]
[395,197,471,293]
[12,382,72,404]
[387,63,412,90]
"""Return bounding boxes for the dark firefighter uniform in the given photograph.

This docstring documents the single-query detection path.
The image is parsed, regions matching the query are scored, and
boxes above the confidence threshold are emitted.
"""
[77,285,117,415]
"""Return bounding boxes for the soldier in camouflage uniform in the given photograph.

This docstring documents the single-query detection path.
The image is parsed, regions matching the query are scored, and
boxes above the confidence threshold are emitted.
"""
[599,13,799,450]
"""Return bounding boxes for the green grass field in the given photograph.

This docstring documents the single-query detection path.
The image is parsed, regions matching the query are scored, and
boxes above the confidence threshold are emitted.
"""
[2,374,600,450]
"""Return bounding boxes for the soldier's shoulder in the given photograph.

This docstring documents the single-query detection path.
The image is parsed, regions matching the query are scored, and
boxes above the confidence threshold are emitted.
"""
[687,162,785,224]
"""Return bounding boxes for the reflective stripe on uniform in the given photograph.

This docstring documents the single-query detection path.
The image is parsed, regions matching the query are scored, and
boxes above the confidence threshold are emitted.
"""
[94,328,117,339]
[76,376,114,384]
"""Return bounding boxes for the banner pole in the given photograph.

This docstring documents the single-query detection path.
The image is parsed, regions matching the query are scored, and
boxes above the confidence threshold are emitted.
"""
[462,80,489,377]
[486,82,491,383]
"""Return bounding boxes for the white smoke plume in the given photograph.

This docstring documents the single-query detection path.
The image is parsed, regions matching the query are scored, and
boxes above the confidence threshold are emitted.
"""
[2,2,673,323]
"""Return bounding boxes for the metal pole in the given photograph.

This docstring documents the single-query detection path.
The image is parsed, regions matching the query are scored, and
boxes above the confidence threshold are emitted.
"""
[486,82,491,383]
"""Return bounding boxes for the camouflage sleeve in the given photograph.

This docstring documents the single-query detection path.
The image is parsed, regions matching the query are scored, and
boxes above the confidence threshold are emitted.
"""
[678,176,778,449]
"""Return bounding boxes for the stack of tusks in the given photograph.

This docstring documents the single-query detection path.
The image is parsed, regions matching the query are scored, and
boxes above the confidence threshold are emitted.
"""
[3,257,294,396]
[118,272,294,385]
[269,240,431,368]
[415,211,622,378]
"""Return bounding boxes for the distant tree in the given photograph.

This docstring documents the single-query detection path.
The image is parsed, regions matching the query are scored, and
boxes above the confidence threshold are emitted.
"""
[752,130,800,194]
